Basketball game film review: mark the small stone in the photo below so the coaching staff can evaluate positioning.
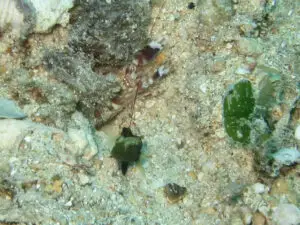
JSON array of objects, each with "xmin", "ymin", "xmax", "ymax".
[
  {"xmin": 295, "ymin": 125, "xmax": 300, "ymax": 140},
  {"xmin": 52, "ymin": 132, "xmax": 65, "ymax": 142},
  {"xmin": 64, "ymin": 199, "xmax": 73, "ymax": 207},
  {"xmin": 226, "ymin": 43, "xmax": 233, "ymax": 49},
  {"xmin": 52, "ymin": 179, "xmax": 63, "ymax": 193},
  {"xmin": 67, "ymin": 113, "xmax": 99, "ymax": 161},
  {"xmin": 164, "ymin": 183, "xmax": 187, "ymax": 203},
  {"xmin": 252, "ymin": 183, "xmax": 268, "ymax": 194},
  {"xmin": 0, "ymin": 66, "xmax": 7, "ymax": 74},
  {"xmin": 176, "ymin": 138, "xmax": 185, "ymax": 149},
  {"xmin": 111, "ymin": 102, "xmax": 122, "ymax": 110},
  {"xmin": 0, "ymin": 180, "xmax": 14, "ymax": 200},
  {"xmin": 235, "ymin": 65, "xmax": 251, "ymax": 75},
  {"xmin": 188, "ymin": 171, "xmax": 197, "ymax": 180},
  {"xmin": 134, "ymin": 111, "xmax": 141, "ymax": 119},
  {"xmin": 271, "ymin": 105, "xmax": 283, "ymax": 122},
  {"xmin": 252, "ymin": 212, "xmax": 266, "ymax": 225},
  {"xmin": 200, "ymin": 83, "xmax": 207, "ymax": 93},
  {"xmin": 270, "ymin": 178, "xmax": 289, "ymax": 195},
  {"xmin": 78, "ymin": 173, "xmax": 90, "ymax": 186}
]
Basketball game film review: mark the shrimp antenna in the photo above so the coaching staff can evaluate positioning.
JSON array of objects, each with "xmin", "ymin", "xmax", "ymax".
[
  {"xmin": 128, "ymin": 0, "xmax": 166, "ymax": 127},
  {"xmin": 129, "ymin": 83, "xmax": 139, "ymax": 127}
]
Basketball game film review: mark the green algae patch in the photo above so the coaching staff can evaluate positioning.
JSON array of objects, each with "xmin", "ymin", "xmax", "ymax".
[{"xmin": 223, "ymin": 79, "xmax": 255, "ymax": 144}]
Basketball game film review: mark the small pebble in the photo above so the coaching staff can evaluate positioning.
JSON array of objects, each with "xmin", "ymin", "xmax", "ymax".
[
  {"xmin": 295, "ymin": 124, "xmax": 300, "ymax": 140},
  {"xmin": 78, "ymin": 173, "xmax": 90, "ymax": 186},
  {"xmin": 271, "ymin": 178, "xmax": 289, "ymax": 195},
  {"xmin": 200, "ymin": 83, "xmax": 207, "ymax": 93},
  {"xmin": 65, "ymin": 199, "xmax": 73, "ymax": 207},
  {"xmin": 252, "ymin": 212, "xmax": 266, "ymax": 225},
  {"xmin": 252, "ymin": 183, "xmax": 267, "ymax": 194},
  {"xmin": 52, "ymin": 180, "xmax": 63, "ymax": 193},
  {"xmin": 235, "ymin": 65, "xmax": 251, "ymax": 75},
  {"xmin": 226, "ymin": 43, "xmax": 233, "ymax": 49},
  {"xmin": 164, "ymin": 183, "xmax": 187, "ymax": 203}
]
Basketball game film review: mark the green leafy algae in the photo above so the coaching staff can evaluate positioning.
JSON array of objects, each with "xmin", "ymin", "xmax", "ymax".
[{"xmin": 223, "ymin": 79, "xmax": 255, "ymax": 144}]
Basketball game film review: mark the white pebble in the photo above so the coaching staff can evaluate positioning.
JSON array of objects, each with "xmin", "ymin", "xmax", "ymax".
[
  {"xmin": 200, "ymin": 83, "xmax": 207, "ymax": 93},
  {"xmin": 149, "ymin": 41, "xmax": 162, "ymax": 50},
  {"xmin": 24, "ymin": 136, "xmax": 32, "ymax": 143},
  {"xmin": 273, "ymin": 148, "xmax": 300, "ymax": 165},
  {"xmin": 252, "ymin": 183, "xmax": 267, "ymax": 194},
  {"xmin": 235, "ymin": 66, "xmax": 251, "ymax": 75},
  {"xmin": 65, "ymin": 200, "xmax": 73, "ymax": 207},
  {"xmin": 295, "ymin": 125, "xmax": 300, "ymax": 140}
]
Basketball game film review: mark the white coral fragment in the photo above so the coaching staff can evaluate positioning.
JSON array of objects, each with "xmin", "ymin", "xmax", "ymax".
[
  {"xmin": 272, "ymin": 148, "xmax": 300, "ymax": 166},
  {"xmin": 30, "ymin": 0, "xmax": 74, "ymax": 32},
  {"xmin": 0, "ymin": 0, "xmax": 25, "ymax": 37}
]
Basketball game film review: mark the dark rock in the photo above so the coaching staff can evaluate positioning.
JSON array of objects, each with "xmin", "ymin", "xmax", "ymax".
[
  {"xmin": 164, "ymin": 183, "xmax": 187, "ymax": 203},
  {"xmin": 69, "ymin": 0, "xmax": 151, "ymax": 67},
  {"xmin": 43, "ymin": 49, "xmax": 121, "ymax": 126}
]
